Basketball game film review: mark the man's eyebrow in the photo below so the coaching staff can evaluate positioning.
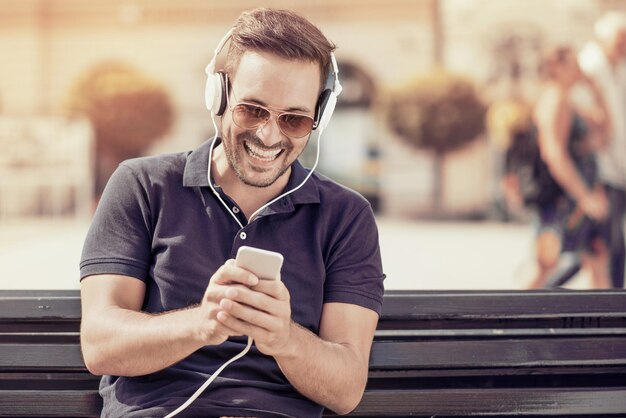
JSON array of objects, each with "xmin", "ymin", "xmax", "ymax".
[{"xmin": 242, "ymin": 97, "xmax": 313, "ymax": 114}]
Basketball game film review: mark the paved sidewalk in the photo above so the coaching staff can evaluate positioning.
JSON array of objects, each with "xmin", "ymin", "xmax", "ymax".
[
  {"xmin": 0, "ymin": 216, "xmax": 590, "ymax": 290},
  {"xmin": 377, "ymin": 217, "xmax": 535, "ymax": 290}
]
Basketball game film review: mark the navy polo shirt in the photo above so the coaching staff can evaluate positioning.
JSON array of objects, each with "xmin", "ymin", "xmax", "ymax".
[{"xmin": 80, "ymin": 139, "xmax": 385, "ymax": 418}]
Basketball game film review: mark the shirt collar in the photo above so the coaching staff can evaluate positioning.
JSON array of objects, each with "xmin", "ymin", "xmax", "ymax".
[
  {"xmin": 182, "ymin": 139, "xmax": 212, "ymax": 187},
  {"xmin": 183, "ymin": 139, "xmax": 320, "ymax": 205}
]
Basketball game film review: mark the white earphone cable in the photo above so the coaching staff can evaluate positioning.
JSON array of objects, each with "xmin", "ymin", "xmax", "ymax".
[
  {"xmin": 248, "ymin": 127, "xmax": 324, "ymax": 222},
  {"xmin": 206, "ymin": 114, "xmax": 325, "ymax": 227},
  {"xmin": 207, "ymin": 115, "xmax": 245, "ymax": 229},
  {"xmin": 163, "ymin": 336, "xmax": 253, "ymax": 418},
  {"xmin": 164, "ymin": 115, "xmax": 324, "ymax": 418},
  {"xmin": 167, "ymin": 30, "xmax": 338, "ymax": 415}
]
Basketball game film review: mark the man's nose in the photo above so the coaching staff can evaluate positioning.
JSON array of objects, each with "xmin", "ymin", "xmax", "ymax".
[{"xmin": 255, "ymin": 115, "xmax": 283, "ymax": 147}]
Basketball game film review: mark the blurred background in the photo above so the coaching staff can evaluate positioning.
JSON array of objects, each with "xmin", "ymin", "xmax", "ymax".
[{"xmin": 0, "ymin": 0, "xmax": 623, "ymax": 290}]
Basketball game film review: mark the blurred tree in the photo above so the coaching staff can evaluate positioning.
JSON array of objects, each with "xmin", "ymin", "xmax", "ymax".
[
  {"xmin": 387, "ymin": 71, "xmax": 486, "ymax": 215},
  {"xmin": 65, "ymin": 62, "xmax": 174, "ymax": 199}
]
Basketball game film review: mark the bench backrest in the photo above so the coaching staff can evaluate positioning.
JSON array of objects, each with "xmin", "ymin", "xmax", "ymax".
[{"xmin": 1, "ymin": 289, "xmax": 626, "ymax": 416}]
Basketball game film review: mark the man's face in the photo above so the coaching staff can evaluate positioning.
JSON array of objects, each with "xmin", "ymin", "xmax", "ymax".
[{"xmin": 221, "ymin": 50, "xmax": 321, "ymax": 188}]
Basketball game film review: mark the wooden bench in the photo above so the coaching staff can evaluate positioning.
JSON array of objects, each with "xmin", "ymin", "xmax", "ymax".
[{"xmin": 1, "ymin": 289, "xmax": 626, "ymax": 417}]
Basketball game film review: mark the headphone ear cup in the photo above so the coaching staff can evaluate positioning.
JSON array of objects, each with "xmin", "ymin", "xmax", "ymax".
[
  {"xmin": 205, "ymin": 71, "xmax": 228, "ymax": 116},
  {"xmin": 315, "ymin": 89, "xmax": 337, "ymax": 131},
  {"xmin": 314, "ymin": 89, "xmax": 332, "ymax": 131}
]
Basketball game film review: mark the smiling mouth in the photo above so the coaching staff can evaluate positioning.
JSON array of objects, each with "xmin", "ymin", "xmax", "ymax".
[{"xmin": 244, "ymin": 141, "xmax": 283, "ymax": 162}]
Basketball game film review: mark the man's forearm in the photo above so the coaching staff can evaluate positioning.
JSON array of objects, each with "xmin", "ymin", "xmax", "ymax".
[
  {"xmin": 81, "ymin": 306, "xmax": 204, "ymax": 377},
  {"xmin": 274, "ymin": 322, "xmax": 369, "ymax": 415}
]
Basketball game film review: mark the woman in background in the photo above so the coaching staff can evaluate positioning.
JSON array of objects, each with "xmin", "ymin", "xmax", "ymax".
[{"xmin": 528, "ymin": 45, "xmax": 611, "ymax": 288}]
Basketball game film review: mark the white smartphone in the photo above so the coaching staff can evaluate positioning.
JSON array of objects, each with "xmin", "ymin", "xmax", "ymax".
[{"xmin": 235, "ymin": 246, "xmax": 284, "ymax": 281}]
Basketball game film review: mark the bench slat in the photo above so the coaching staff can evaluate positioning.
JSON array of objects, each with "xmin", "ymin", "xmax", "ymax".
[
  {"xmin": 3, "ymin": 336, "xmax": 626, "ymax": 372},
  {"xmin": 3, "ymin": 387, "xmax": 626, "ymax": 417},
  {"xmin": 0, "ymin": 390, "xmax": 101, "ymax": 417},
  {"xmin": 349, "ymin": 387, "xmax": 626, "ymax": 416},
  {"xmin": 381, "ymin": 290, "xmax": 626, "ymax": 319},
  {"xmin": 0, "ymin": 344, "xmax": 85, "ymax": 371},
  {"xmin": 0, "ymin": 295, "xmax": 81, "ymax": 321},
  {"xmin": 370, "ymin": 337, "xmax": 626, "ymax": 369},
  {"xmin": 3, "ymin": 290, "xmax": 626, "ymax": 321}
]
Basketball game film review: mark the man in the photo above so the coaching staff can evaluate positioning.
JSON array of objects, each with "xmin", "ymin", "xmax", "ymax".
[
  {"xmin": 578, "ymin": 11, "xmax": 626, "ymax": 288},
  {"xmin": 79, "ymin": 8, "xmax": 384, "ymax": 418}
]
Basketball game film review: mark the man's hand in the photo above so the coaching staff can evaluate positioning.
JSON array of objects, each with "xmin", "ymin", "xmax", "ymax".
[
  {"xmin": 215, "ymin": 273, "xmax": 292, "ymax": 356},
  {"xmin": 194, "ymin": 259, "xmax": 260, "ymax": 345}
]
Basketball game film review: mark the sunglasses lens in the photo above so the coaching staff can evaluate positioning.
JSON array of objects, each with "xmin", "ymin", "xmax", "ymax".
[
  {"xmin": 232, "ymin": 103, "xmax": 313, "ymax": 138},
  {"xmin": 278, "ymin": 114, "xmax": 314, "ymax": 138},
  {"xmin": 233, "ymin": 104, "xmax": 270, "ymax": 129}
]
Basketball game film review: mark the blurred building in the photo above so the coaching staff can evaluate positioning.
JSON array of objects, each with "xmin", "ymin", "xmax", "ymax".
[
  {"xmin": 0, "ymin": 0, "xmax": 623, "ymax": 219},
  {"xmin": 0, "ymin": 116, "xmax": 93, "ymax": 218},
  {"xmin": 0, "ymin": 0, "xmax": 438, "ymax": 218}
]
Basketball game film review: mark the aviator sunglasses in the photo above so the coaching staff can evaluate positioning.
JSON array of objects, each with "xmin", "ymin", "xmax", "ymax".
[{"xmin": 225, "ymin": 75, "xmax": 316, "ymax": 138}]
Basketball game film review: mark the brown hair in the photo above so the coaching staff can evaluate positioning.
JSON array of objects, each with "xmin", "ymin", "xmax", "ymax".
[
  {"xmin": 224, "ymin": 8, "xmax": 336, "ymax": 90},
  {"xmin": 538, "ymin": 46, "xmax": 575, "ymax": 81}
]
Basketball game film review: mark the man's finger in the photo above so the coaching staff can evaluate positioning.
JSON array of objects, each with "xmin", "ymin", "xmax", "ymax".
[
  {"xmin": 219, "ymin": 298, "xmax": 275, "ymax": 331},
  {"xmin": 211, "ymin": 262, "xmax": 259, "ymax": 286},
  {"xmin": 250, "ymin": 278, "xmax": 288, "ymax": 300}
]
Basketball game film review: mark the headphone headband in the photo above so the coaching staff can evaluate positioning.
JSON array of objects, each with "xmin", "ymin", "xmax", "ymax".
[
  {"xmin": 204, "ymin": 28, "xmax": 341, "ymax": 131},
  {"xmin": 329, "ymin": 52, "xmax": 343, "ymax": 97},
  {"xmin": 205, "ymin": 28, "xmax": 234, "ymax": 76}
]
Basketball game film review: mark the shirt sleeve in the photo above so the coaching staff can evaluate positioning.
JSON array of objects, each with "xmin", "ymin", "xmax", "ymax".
[
  {"xmin": 79, "ymin": 163, "xmax": 153, "ymax": 282},
  {"xmin": 323, "ymin": 204, "xmax": 385, "ymax": 315}
]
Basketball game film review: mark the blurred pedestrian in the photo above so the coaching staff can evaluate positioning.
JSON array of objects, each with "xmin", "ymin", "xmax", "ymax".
[
  {"xmin": 526, "ymin": 45, "xmax": 611, "ymax": 289},
  {"xmin": 578, "ymin": 11, "xmax": 626, "ymax": 288}
]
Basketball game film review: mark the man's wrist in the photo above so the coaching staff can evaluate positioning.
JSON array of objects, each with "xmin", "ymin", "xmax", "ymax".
[
  {"xmin": 274, "ymin": 321, "xmax": 304, "ymax": 360},
  {"xmin": 180, "ymin": 304, "xmax": 211, "ymax": 347}
]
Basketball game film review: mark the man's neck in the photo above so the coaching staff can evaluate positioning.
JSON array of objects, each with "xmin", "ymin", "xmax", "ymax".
[{"xmin": 211, "ymin": 144, "xmax": 291, "ymax": 220}]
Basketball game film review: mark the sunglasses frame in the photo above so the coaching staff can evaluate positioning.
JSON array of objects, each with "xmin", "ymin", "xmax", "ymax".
[{"xmin": 225, "ymin": 74, "xmax": 315, "ymax": 139}]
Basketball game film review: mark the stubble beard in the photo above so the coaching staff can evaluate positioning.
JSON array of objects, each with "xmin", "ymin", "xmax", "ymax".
[{"xmin": 224, "ymin": 130, "xmax": 296, "ymax": 188}]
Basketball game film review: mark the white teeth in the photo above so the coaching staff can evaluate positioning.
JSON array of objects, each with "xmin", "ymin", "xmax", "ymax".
[{"xmin": 245, "ymin": 142, "xmax": 281, "ymax": 162}]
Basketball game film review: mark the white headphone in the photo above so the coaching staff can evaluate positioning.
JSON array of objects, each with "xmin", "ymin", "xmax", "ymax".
[
  {"xmin": 204, "ymin": 28, "xmax": 342, "ymax": 227},
  {"xmin": 204, "ymin": 28, "xmax": 342, "ymax": 131}
]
